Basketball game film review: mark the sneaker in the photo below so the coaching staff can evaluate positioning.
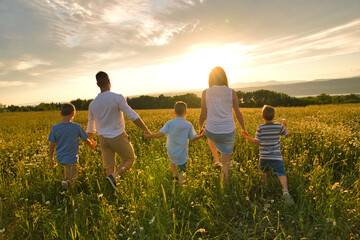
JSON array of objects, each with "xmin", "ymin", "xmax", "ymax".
[
  {"xmin": 214, "ymin": 162, "xmax": 222, "ymax": 168},
  {"xmin": 283, "ymin": 191, "xmax": 294, "ymax": 205},
  {"xmin": 61, "ymin": 180, "xmax": 68, "ymax": 190},
  {"xmin": 106, "ymin": 175, "xmax": 118, "ymax": 192}
]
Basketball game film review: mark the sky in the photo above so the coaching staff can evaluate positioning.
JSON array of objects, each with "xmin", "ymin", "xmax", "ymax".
[{"xmin": 0, "ymin": 0, "xmax": 360, "ymax": 105}]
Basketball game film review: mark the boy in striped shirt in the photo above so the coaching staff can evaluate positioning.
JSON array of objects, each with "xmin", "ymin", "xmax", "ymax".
[{"xmin": 242, "ymin": 105, "xmax": 294, "ymax": 205}]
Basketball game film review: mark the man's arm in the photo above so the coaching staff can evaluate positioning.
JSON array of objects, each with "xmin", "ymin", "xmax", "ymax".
[
  {"xmin": 49, "ymin": 142, "xmax": 56, "ymax": 165},
  {"xmin": 86, "ymin": 107, "xmax": 96, "ymax": 138},
  {"xmin": 118, "ymin": 95, "xmax": 151, "ymax": 134},
  {"xmin": 144, "ymin": 132, "xmax": 165, "ymax": 139},
  {"xmin": 198, "ymin": 90, "xmax": 207, "ymax": 133},
  {"xmin": 133, "ymin": 118, "xmax": 151, "ymax": 135}
]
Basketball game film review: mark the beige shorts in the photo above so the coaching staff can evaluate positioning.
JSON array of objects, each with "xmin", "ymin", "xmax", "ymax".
[
  {"xmin": 63, "ymin": 163, "xmax": 78, "ymax": 181},
  {"xmin": 99, "ymin": 132, "xmax": 135, "ymax": 169}
]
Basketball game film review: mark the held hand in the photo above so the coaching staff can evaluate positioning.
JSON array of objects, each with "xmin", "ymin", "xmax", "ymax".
[
  {"xmin": 198, "ymin": 128, "xmax": 205, "ymax": 136},
  {"xmin": 281, "ymin": 119, "xmax": 287, "ymax": 128},
  {"xmin": 90, "ymin": 140, "xmax": 97, "ymax": 150},
  {"xmin": 241, "ymin": 130, "xmax": 249, "ymax": 138},
  {"xmin": 144, "ymin": 132, "xmax": 151, "ymax": 139}
]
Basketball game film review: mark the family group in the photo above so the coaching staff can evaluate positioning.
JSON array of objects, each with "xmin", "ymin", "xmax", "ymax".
[{"xmin": 48, "ymin": 67, "xmax": 294, "ymax": 205}]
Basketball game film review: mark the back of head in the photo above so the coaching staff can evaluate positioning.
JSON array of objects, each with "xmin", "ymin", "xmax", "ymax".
[
  {"xmin": 208, "ymin": 66, "xmax": 229, "ymax": 87},
  {"xmin": 262, "ymin": 105, "xmax": 275, "ymax": 121},
  {"xmin": 96, "ymin": 71, "xmax": 110, "ymax": 88},
  {"xmin": 174, "ymin": 101, "xmax": 187, "ymax": 115},
  {"xmin": 61, "ymin": 103, "xmax": 75, "ymax": 116}
]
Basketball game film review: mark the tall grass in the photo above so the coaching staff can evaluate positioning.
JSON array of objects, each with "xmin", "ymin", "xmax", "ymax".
[{"xmin": 0, "ymin": 105, "xmax": 359, "ymax": 239}]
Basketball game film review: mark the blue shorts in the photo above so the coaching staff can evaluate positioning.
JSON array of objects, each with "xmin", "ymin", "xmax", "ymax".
[
  {"xmin": 177, "ymin": 163, "xmax": 186, "ymax": 173},
  {"xmin": 205, "ymin": 129, "xmax": 235, "ymax": 154},
  {"xmin": 259, "ymin": 159, "xmax": 286, "ymax": 176}
]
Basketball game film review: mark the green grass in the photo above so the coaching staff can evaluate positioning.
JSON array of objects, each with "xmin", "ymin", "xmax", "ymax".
[{"xmin": 0, "ymin": 105, "xmax": 359, "ymax": 239}]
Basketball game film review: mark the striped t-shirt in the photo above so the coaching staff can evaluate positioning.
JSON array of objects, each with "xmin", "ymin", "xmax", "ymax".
[{"xmin": 255, "ymin": 123, "xmax": 288, "ymax": 161}]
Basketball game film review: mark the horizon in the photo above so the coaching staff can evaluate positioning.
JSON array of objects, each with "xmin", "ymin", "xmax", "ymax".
[{"xmin": 1, "ymin": 0, "xmax": 360, "ymax": 105}]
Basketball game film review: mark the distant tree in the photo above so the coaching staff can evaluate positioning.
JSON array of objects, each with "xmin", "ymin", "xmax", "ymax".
[{"xmin": 71, "ymin": 99, "xmax": 83, "ymax": 110}]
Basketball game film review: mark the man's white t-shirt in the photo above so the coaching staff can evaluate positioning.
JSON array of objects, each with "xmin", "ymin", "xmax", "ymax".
[{"xmin": 86, "ymin": 91, "xmax": 139, "ymax": 138}]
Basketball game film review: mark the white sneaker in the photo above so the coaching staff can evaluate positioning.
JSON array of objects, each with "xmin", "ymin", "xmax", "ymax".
[
  {"xmin": 283, "ymin": 191, "xmax": 294, "ymax": 205},
  {"xmin": 61, "ymin": 180, "xmax": 68, "ymax": 190}
]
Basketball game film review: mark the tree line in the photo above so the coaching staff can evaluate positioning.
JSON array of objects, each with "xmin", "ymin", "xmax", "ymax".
[{"xmin": 1, "ymin": 90, "xmax": 360, "ymax": 112}]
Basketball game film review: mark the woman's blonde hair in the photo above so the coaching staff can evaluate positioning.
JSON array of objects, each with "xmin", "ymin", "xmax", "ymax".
[{"xmin": 208, "ymin": 66, "xmax": 229, "ymax": 87}]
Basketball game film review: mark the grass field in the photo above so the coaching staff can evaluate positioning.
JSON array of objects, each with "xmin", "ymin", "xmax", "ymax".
[{"xmin": 0, "ymin": 104, "xmax": 359, "ymax": 239}]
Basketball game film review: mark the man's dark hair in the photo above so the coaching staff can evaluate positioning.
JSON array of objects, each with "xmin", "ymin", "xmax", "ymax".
[
  {"xmin": 61, "ymin": 103, "xmax": 75, "ymax": 116},
  {"xmin": 96, "ymin": 71, "xmax": 110, "ymax": 88},
  {"xmin": 262, "ymin": 105, "xmax": 275, "ymax": 121},
  {"xmin": 174, "ymin": 101, "xmax": 187, "ymax": 115}
]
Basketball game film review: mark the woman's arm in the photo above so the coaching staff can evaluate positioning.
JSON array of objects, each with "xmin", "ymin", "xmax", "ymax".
[
  {"xmin": 232, "ymin": 90, "xmax": 248, "ymax": 135},
  {"xmin": 198, "ymin": 90, "xmax": 207, "ymax": 132}
]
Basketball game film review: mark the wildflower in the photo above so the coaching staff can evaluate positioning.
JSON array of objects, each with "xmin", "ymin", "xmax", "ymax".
[
  {"xmin": 197, "ymin": 228, "xmax": 206, "ymax": 233},
  {"xmin": 246, "ymin": 197, "xmax": 249, "ymax": 201},
  {"xmin": 45, "ymin": 201, "xmax": 50, "ymax": 205},
  {"xmin": 132, "ymin": 231, "xmax": 136, "ymax": 235},
  {"xmin": 139, "ymin": 227, "xmax": 144, "ymax": 231},
  {"xmin": 0, "ymin": 228, "xmax": 5, "ymax": 233},
  {"xmin": 149, "ymin": 217, "xmax": 155, "ymax": 225},
  {"xmin": 98, "ymin": 194, "xmax": 103, "ymax": 199}
]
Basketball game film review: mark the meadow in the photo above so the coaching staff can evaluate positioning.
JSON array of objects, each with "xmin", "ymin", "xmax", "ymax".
[{"xmin": 0, "ymin": 104, "xmax": 359, "ymax": 239}]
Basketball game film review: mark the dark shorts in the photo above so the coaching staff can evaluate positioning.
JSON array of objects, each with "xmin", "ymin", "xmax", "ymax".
[
  {"xmin": 177, "ymin": 163, "xmax": 186, "ymax": 173},
  {"xmin": 259, "ymin": 159, "xmax": 286, "ymax": 176}
]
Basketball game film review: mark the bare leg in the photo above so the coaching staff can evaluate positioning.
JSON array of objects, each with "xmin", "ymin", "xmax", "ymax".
[
  {"xmin": 112, "ymin": 160, "xmax": 134, "ymax": 178},
  {"xmin": 221, "ymin": 153, "xmax": 232, "ymax": 180},
  {"xmin": 106, "ymin": 166, "xmax": 115, "ymax": 177},
  {"xmin": 262, "ymin": 172, "xmax": 268, "ymax": 186},
  {"xmin": 277, "ymin": 176, "xmax": 288, "ymax": 191},
  {"xmin": 208, "ymin": 139, "xmax": 220, "ymax": 165},
  {"xmin": 170, "ymin": 163, "xmax": 178, "ymax": 178},
  {"xmin": 178, "ymin": 171, "xmax": 184, "ymax": 186}
]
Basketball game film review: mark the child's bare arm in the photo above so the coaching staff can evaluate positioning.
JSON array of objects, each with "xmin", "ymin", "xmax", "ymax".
[
  {"xmin": 190, "ymin": 128, "xmax": 205, "ymax": 142},
  {"xmin": 241, "ymin": 132, "xmax": 260, "ymax": 145},
  {"xmin": 84, "ymin": 138, "xmax": 97, "ymax": 150},
  {"xmin": 144, "ymin": 132, "xmax": 165, "ymax": 139},
  {"xmin": 281, "ymin": 120, "xmax": 289, "ymax": 137},
  {"xmin": 49, "ymin": 142, "xmax": 56, "ymax": 165}
]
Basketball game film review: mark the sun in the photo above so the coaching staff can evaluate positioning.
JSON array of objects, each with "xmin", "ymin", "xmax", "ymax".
[{"xmin": 155, "ymin": 43, "xmax": 250, "ymax": 90}]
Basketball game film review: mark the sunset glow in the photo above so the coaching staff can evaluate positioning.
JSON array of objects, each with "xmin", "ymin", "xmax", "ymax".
[{"xmin": 0, "ymin": 0, "xmax": 360, "ymax": 105}]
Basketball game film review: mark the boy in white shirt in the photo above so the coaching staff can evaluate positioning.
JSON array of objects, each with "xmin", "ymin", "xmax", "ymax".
[{"xmin": 145, "ymin": 101, "xmax": 204, "ymax": 185}]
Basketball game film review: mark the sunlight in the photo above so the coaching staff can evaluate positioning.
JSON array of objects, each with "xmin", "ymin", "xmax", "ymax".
[{"xmin": 155, "ymin": 43, "xmax": 253, "ymax": 90}]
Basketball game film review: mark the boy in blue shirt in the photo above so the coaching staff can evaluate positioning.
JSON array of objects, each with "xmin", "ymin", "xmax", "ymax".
[
  {"xmin": 144, "ymin": 101, "xmax": 204, "ymax": 185},
  {"xmin": 48, "ymin": 103, "xmax": 97, "ymax": 188},
  {"xmin": 242, "ymin": 105, "xmax": 294, "ymax": 205}
]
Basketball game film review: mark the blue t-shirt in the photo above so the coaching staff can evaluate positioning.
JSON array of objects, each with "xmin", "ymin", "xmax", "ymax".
[
  {"xmin": 48, "ymin": 122, "xmax": 89, "ymax": 164},
  {"xmin": 160, "ymin": 117, "xmax": 197, "ymax": 165}
]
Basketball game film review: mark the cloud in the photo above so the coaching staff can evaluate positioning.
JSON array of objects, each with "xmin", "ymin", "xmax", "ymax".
[
  {"xmin": 0, "ymin": 81, "xmax": 36, "ymax": 88},
  {"xmin": 240, "ymin": 18, "xmax": 360, "ymax": 69},
  {"xmin": 1, "ymin": 0, "xmax": 360, "ymax": 104},
  {"xmin": 13, "ymin": 56, "xmax": 51, "ymax": 71}
]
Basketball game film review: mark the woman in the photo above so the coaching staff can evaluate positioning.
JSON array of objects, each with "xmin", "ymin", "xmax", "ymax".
[{"xmin": 199, "ymin": 66, "xmax": 248, "ymax": 180}]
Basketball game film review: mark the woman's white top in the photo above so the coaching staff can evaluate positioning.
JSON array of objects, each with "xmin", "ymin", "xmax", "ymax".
[{"xmin": 205, "ymin": 85, "xmax": 235, "ymax": 134}]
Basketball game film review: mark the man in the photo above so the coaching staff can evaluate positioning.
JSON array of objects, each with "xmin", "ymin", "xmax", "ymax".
[{"xmin": 87, "ymin": 71, "xmax": 151, "ymax": 190}]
